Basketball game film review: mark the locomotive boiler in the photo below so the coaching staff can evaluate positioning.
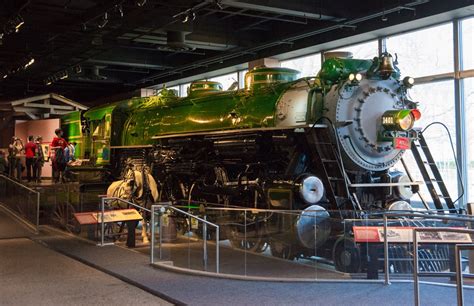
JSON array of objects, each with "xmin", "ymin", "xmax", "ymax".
[{"xmin": 62, "ymin": 52, "xmax": 450, "ymax": 272}]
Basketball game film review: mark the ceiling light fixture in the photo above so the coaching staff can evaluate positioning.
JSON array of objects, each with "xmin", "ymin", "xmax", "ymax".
[
  {"xmin": 24, "ymin": 57, "xmax": 35, "ymax": 69},
  {"xmin": 181, "ymin": 11, "xmax": 196, "ymax": 23},
  {"xmin": 74, "ymin": 65, "xmax": 82, "ymax": 74},
  {"xmin": 14, "ymin": 15, "xmax": 24, "ymax": 32},
  {"xmin": 98, "ymin": 12, "xmax": 108, "ymax": 29},
  {"xmin": 116, "ymin": 5, "xmax": 124, "ymax": 18},
  {"xmin": 59, "ymin": 71, "xmax": 68, "ymax": 80},
  {"xmin": 136, "ymin": 0, "xmax": 147, "ymax": 7}
]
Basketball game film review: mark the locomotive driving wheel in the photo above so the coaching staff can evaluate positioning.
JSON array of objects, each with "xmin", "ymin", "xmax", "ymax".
[
  {"xmin": 226, "ymin": 225, "xmax": 268, "ymax": 253},
  {"xmin": 269, "ymin": 240, "xmax": 296, "ymax": 260},
  {"xmin": 333, "ymin": 237, "xmax": 362, "ymax": 273}
]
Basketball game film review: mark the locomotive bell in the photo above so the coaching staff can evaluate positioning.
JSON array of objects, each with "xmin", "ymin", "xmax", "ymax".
[{"xmin": 378, "ymin": 53, "xmax": 396, "ymax": 79}]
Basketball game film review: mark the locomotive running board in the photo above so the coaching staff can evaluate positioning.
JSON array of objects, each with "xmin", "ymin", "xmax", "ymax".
[{"xmin": 150, "ymin": 124, "xmax": 328, "ymax": 140}]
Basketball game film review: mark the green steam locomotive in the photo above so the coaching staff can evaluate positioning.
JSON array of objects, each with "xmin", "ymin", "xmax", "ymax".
[{"xmin": 61, "ymin": 52, "xmax": 448, "ymax": 272}]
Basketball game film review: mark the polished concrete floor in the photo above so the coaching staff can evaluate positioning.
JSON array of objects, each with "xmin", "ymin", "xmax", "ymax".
[
  {"xmin": 1, "ymin": 205, "xmax": 474, "ymax": 306},
  {"xmin": 0, "ymin": 208, "xmax": 170, "ymax": 306}
]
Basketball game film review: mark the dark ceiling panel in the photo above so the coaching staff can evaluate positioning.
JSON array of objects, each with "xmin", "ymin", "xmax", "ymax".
[{"xmin": 0, "ymin": 0, "xmax": 472, "ymax": 103}]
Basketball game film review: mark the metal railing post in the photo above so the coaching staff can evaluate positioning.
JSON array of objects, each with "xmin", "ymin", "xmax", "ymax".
[
  {"xmin": 384, "ymin": 215, "xmax": 390, "ymax": 285},
  {"xmin": 100, "ymin": 197, "xmax": 105, "ymax": 246},
  {"xmin": 203, "ymin": 215, "xmax": 208, "ymax": 270},
  {"xmin": 413, "ymin": 229, "xmax": 420, "ymax": 306},
  {"xmin": 150, "ymin": 205, "xmax": 155, "ymax": 264},
  {"xmin": 216, "ymin": 225, "xmax": 220, "ymax": 274},
  {"xmin": 36, "ymin": 192, "xmax": 40, "ymax": 233},
  {"xmin": 159, "ymin": 209, "xmax": 163, "ymax": 260},
  {"xmin": 455, "ymin": 244, "xmax": 464, "ymax": 306}
]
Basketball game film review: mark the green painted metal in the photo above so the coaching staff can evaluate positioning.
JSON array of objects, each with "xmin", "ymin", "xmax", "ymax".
[
  {"xmin": 318, "ymin": 58, "xmax": 373, "ymax": 84},
  {"xmin": 61, "ymin": 57, "xmax": 398, "ymax": 165},
  {"xmin": 123, "ymin": 81, "xmax": 292, "ymax": 146},
  {"xmin": 61, "ymin": 110, "xmax": 86, "ymax": 159}
]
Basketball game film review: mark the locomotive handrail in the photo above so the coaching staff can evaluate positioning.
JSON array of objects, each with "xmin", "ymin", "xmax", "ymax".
[
  {"xmin": 0, "ymin": 174, "xmax": 40, "ymax": 232},
  {"xmin": 348, "ymin": 181, "xmax": 424, "ymax": 187}
]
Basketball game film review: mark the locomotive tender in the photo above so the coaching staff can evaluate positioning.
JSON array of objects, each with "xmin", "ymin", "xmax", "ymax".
[{"xmin": 62, "ymin": 52, "xmax": 445, "ymax": 271}]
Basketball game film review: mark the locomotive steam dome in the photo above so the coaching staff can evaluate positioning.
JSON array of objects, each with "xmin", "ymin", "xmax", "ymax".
[{"xmin": 245, "ymin": 66, "xmax": 299, "ymax": 90}]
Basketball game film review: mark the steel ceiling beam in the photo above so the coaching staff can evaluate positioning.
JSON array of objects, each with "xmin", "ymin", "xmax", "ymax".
[{"xmin": 216, "ymin": 0, "xmax": 345, "ymax": 21}]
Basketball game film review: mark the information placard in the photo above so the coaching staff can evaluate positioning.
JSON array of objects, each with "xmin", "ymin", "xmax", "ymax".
[
  {"xmin": 353, "ymin": 226, "xmax": 472, "ymax": 244},
  {"xmin": 74, "ymin": 209, "xmax": 143, "ymax": 225}
]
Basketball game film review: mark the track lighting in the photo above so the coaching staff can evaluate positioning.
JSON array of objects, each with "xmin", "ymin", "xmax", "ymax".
[
  {"xmin": 136, "ymin": 0, "xmax": 147, "ymax": 7},
  {"xmin": 215, "ymin": 0, "xmax": 224, "ymax": 9},
  {"xmin": 181, "ymin": 11, "xmax": 196, "ymax": 23},
  {"xmin": 74, "ymin": 65, "xmax": 82, "ymax": 74},
  {"xmin": 24, "ymin": 57, "xmax": 35, "ymax": 69},
  {"xmin": 98, "ymin": 12, "xmax": 108, "ymax": 29},
  {"xmin": 116, "ymin": 5, "xmax": 124, "ymax": 18},
  {"xmin": 3, "ymin": 15, "xmax": 24, "ymax": 35},
  {"xmin": 58, "ymin": 70, "xmax": 68, "ymax": 80}
]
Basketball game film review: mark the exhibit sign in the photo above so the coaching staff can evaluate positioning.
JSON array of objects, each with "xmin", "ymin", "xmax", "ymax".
[
  {"xmin": 74, "ymin": 209, "xmax": 143, "ymax": 225},
  {"xmin": 353, "ymin": 226, "xmax": 472, "ymax": 244}
]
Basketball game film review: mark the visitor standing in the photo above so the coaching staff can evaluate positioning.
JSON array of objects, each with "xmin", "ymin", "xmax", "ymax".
[
  {"xmin": 8, "ymin": 136, "xmax": 24, "ymax": 180},
  {"xmin": 25, "ymin": 136, "xmax": 37, "ymax": 182},
  {"xmin": 34, "ymin": 136, "xmax": 44, "ymax": 182},
  {"xmin": 51, "ymin": 128, "xmax": 68, "ymax": 183}
]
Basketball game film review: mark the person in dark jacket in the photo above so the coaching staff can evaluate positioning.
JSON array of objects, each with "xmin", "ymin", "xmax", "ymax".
[
  {"xmin": 34, "ymin": 136, "xmax": 45, "ymax": 182},
  {"xmin": 0, "ymin": 150, "xmax": 8, "ymax": 174},
  {"xmin": 25, "ymin": 135, "xmax": 37, "ymax": 182}
]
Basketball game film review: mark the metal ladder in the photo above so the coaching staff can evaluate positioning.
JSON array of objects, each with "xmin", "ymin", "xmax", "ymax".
[
  {"xmin": 305, "ymin": 127, "xmax": 351, "ymax": 210},
  {"xmin": 411, "ymin": 131, "xmax": 456, "ymax": 212}
]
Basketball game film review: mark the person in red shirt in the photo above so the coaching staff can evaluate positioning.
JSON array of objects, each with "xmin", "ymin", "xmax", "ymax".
[
  {"xmin": 51, "ymin": 128, "xmax": 68, "ymax": 183},
  {"xmin": 25, "ymin": 135, "xmax": 37, "ymax": 182}
]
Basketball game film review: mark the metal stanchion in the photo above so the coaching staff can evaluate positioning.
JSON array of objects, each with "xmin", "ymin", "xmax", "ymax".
[
  {"xmin": 150, "ymin": 206, "xmax": 155, "ymax": 264},
  {"xmin": 159, "ymin": 209, "xmax": 163, "ymax": 260},
  {"xmin": 216, "ymin": 225, "xmax": 220, "ymax": 274},
  {"xmin": 100, "ymin": 197, "xmax": 105, "ymax": 246},
  {"xmin": 455, "ymin": 244, "xmax": 464, "ymax": 306},
  {"xmin": 413, "ymin": 229, "xmax": 420, "ymax": 306},
  {"xmin": 36, "ymin": 192, "xmax": 40, "ymax": 233},
  {"xmin": 384, "ymin": 215, "xmax": 390, "ymax": 285},
  {"xmin": 203, "ymin": 215, "xmax": 208, "ymax": 270}
]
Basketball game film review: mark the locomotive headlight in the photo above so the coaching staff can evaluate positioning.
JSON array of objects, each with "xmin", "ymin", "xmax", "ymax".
[
  {"xmin": 381, "ymin": 109, "xmax": 421, "ymax": 131},
  {"xmin": 403, "ymin": 76, "xmax": 415, "ymax": 88},
  {"xmin": 348, "ymin": 73, "xmax": 362, "ymax": 83}
]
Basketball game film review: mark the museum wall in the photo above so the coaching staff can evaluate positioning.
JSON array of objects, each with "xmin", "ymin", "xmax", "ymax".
[{"xmin": 14, "ymin": 118, "xmax": 60, "ymax": 178}]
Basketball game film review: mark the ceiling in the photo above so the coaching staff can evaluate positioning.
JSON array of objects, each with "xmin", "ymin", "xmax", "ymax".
[{"xmin": 0, "ymin": 0, "xmax": 472, "ymax": 105}]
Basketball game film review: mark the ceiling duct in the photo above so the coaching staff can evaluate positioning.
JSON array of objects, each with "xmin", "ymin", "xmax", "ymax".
[
  {"xmin": 79, "ymin": 66, "xmax": 107, "ymax": 81},
  {"xmin": 158, "ymin": 31, "xmax": 195, "ymax": 52}
]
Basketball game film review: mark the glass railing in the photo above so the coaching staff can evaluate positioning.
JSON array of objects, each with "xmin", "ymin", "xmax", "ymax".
[
  {"xmin": 0, "ymin": 174, "xmax": 40, "ymax": 231},
  {"xmin": 148, "ymin": 201, "xmax": 474, "ymax": 282},
  {"xmin": 37, "ymin": 183, "xmax": 107, "ymax": 241}
]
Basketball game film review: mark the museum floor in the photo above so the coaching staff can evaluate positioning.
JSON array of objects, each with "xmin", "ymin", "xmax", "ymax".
[{"xmin": 1, "ymin": 205, "xmax": 473, "ymax": 305}]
